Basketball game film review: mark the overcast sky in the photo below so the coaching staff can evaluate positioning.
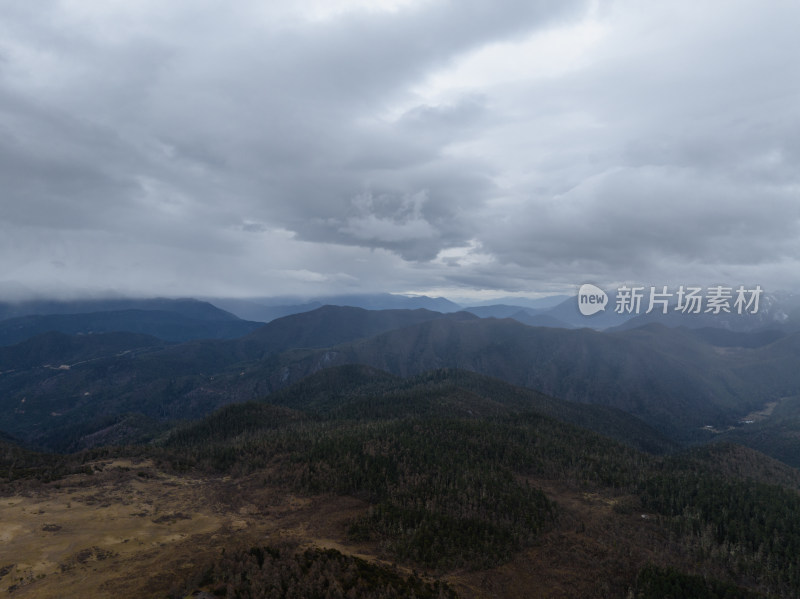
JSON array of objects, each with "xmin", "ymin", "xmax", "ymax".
[{"xmin": 1, "ymin": 0, "xmax": 798, "ymax": 302}]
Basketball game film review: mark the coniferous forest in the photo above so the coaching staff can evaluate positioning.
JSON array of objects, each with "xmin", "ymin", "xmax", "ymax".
[{"xmin": 4, "ymin": 319, "xmax": 800, "ymax": 598}]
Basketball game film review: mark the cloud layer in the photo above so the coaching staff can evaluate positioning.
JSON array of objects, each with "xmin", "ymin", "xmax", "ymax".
[{"xmin": 1, "ymin": 0, "xmax": 797, "ymax": 300}]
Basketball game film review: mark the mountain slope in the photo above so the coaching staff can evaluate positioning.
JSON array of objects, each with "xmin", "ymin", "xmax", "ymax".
[
  {"xmin": 210, "ymin": 293, "xmax": 461, "ymax": 322},
  {"xmin": 4, "ymin": 306, "xmax": 800, "ymax": 455},
  {"xmin": 5, "ymin": 359, "xmax": 800, "ymax": 597},
  {"xmin": 277, "ymin": 318, "xmax": 800, "ymax": 440},
  {"xmin": 259, "ymin": 365, "xmax": 677, "ymax": 454},
  {"xmin": 0, "ymin": 297, "xmax": 242, "ymax": 321},
  {"xmin": 235, "ymin": 305, "xmax": 477, "ymax": 359},
  {"xmin": 0, "ymin": 308, "xmax": 476, "ymax": 448},
  {"xmin": 158, "ymin": 381, "xmax": 800, "ymax": 597},
  {"xmin": 0, "ymin": 309, "xmax": 263, "ymax": 346},
  {"xmin": 508, "ymin": 309, "xmax": 573, "ymax": 329},
  {"xmin": 0, "ymin": 330, "xmax": 165, "ymax": 371},
  {"xmin": 462, "ymin": 304, "xmax": 534, "ymax": 319}
]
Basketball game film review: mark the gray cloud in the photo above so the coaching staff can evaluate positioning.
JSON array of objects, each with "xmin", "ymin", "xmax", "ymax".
[{"xmin": 0, "ymin": 0, "xmax": 798, "ymax": 300}]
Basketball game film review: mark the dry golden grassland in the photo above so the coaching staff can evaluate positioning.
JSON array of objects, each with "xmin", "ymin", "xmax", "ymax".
[
  {"xmin": 0, "ymin": 458, "xmax": 370, "ymax": 598},
  {"xmin": 2, "ymin": 459, "xmax": 685, "ymax": 599}
]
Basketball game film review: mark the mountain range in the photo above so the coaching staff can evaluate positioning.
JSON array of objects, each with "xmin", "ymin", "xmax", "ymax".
[
  {"xmin": 3, "ymin": 294, "xmax": 800, "ymax": 597},
  {"xmin": 1, "ymin": 301, "xmax": 799, "ymax": 460}
]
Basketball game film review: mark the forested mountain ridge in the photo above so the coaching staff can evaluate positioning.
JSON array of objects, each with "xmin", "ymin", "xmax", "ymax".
[
  {"xmin": 235, "ymin": 305, "xmax": 478, "ymax": 358},
  {"xmin": 5, "ymin": 368, "xmax": 793, "ymax": 597},
  {"xmin": 4, "ymin": 319, "xmax": 800, "ymax": 597},
  {"xmin": 0, "ymin": 307, "xmax": 474, "ymax": 448},
  {"xmin": 0, "ymin": 297, "xmax": 243, "ymax": 322},
  {"xmin": 3, "ymin": 305, "xmax": 800, "ymax": 457},
  {"xmin": 154, "ymin": 385, "xmax": 800, "ymax": 597},
  {"xmin": 274, "ymin": 318, "xmax": 800, "ymax": 439},
  {"xmin": 0, "ymin": 309, "xmax": 263, "ymax": 346}
]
